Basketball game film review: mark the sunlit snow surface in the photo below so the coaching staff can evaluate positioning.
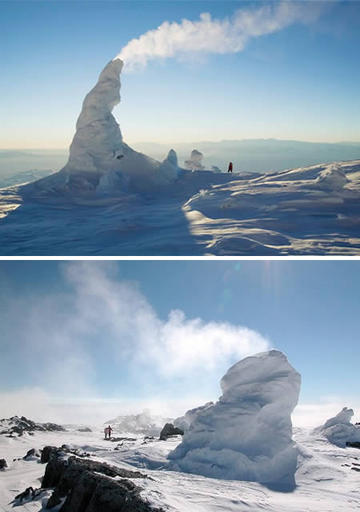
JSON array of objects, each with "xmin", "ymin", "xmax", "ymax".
[
  {"xmin": 0, "ymin": 426, "xmax": 360, "ymax": 511},
  {"xmin": 0, "ymin": 160, "xmax": 360, "ymax": 255}
]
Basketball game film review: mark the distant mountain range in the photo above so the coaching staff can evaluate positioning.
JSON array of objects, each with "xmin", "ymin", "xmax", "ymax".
[{"xmin": 1, "ymin": 139, "xmax": 360, "ymax": 187}]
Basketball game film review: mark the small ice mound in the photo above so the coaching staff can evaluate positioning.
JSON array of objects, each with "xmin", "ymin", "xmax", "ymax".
[
  {"xmin": 168, "ymin": 350, "xmax": 301, "ymax": 490},
  {"xmin": 315, "ymin": 407, "xmax": 360, "ymax": 447},
  {"xmin": 184, "ymin": 149, "xmax": 205, "ymax": 171},
  {"xmin": 315, "ymin": 164, "xmax": 349, "ymax": 191}
]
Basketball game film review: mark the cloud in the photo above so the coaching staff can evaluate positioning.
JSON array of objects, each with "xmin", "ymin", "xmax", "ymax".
[
  {"xmin": 0, "ymin": 262, "xmax": 271, "ymax": 406},
  {"xmin": 117, "ymin": 2, "xmax": 324, "ymax": 70},
  {"xmin": 63, "ymin": 261, "xmax": 271, "ymax": 376}
]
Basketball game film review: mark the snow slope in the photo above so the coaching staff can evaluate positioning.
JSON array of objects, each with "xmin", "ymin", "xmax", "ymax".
[
  {"xmin": 1, "ymin": 424, "xmax": 360, "ymax": 512},
  {"xmin": 0, "ymin": 160, "xmax": 359, "ymax": 255}
]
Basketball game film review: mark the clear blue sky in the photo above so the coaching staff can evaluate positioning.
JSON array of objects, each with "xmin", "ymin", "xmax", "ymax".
[
  {"xmin": 0, "ymin": 260, "xmax": 359, "ymax": 421},
  {"xmin": 1, "ymin": 0, "xmax": 360, "ymax": 149}
]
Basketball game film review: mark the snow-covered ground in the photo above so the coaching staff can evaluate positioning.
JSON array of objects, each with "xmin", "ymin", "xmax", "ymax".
[
  {"xmin": 0, "ymin": 159, "xmax": 359, "ymax": 255},
  {"xmin": 1, "ymin": 425, "xmax": 360, "ymax": 511},
  {"xmin": 0, "ymin": 57, "xmax": 359, "ymax": 255}
]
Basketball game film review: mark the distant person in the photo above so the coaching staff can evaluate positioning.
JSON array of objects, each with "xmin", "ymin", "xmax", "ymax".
[
  {"xmin": 107, "ymin": 425, "xmax": 112, "ymax": 439},
  {"xmin": 228, "ymin": 162, "xmax": 233, "ymax": 173},
  {"xmin": 104, "ymin": 426, "xmax": 109, "ymax": 439}
]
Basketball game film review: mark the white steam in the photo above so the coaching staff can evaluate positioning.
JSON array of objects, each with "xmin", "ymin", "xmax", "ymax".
[
  {"xmin": 0, "ymin": 262, "xmax": 270, "ymax": 399},
  {"xmin": 117, "ymin": 2, "xmax": 323, "ymax": 70}
]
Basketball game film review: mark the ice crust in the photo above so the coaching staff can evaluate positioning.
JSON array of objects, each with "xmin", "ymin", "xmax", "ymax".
[{"xmin": 169, "ymin": 350, "xmax": 301, "ymax": 488}]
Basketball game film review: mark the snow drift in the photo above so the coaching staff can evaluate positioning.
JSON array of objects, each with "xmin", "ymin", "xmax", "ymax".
[
  {"xmin": 315, "ymin": 407, "xmax": 360, "ymax": 448},
  {"xmin": 169, "ymin": 350, "xmax": 301, "ymax": 489}
]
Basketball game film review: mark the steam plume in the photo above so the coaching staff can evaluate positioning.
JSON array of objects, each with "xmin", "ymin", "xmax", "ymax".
[{"xmin": 117, "ymin": 2, "xmax": 323, "ymax": 70}]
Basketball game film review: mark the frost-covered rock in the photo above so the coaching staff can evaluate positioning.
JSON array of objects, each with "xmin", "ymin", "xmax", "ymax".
[
  {"xmin": 169, "ymin": 350, "xmax": 301, "ymax": 489},
  {"xmin": 159, "ymin": 423, "xmax": 184, "ymax": 441},
  {"xmin": 0, "ymin": 415, "xmax": 65, "ymax": 436},
  {"xmin": 315, "ymin": 407, "xmax": 360, "ymax": 447}
]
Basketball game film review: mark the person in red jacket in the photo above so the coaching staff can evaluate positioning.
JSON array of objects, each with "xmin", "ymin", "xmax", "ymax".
[{"xmin": 228, "ymin": 162, "xmax": 233, "ymax": 173}]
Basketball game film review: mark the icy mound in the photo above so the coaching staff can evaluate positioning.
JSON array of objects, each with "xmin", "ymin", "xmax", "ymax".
[
  {"xmin": 169, "ymin": 350, "xmax": 301, "ymax": 489},
  {"xmin": 29, "ymin": 59, "xmax": 178, "ymax": 197},
  {"xmin": 314, "ymin": 164, "xmax": 349, "ymax": 191},
  {"xmin": 315, "ymin": 407, "xmax": 360, "ymax": 447}
]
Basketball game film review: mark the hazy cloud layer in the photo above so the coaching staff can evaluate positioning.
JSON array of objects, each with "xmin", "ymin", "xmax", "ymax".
[{"xmin": 118, "ymin": 2, "xmax": 324, "ymax": 70}]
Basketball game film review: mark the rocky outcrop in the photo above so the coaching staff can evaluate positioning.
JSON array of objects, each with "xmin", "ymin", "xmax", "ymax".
[
  {"xmin": 159, "ymin": 423, "xmax": 184, "ymax": 440},
  {"xmin": 23, "ymin": 448, "xmax": 41, "ymax": 460},
  {"xmin": 0, "ymin": 416, "xmax": 65, "ymax": 437},
  {"xmin": 41, "ymin": 450, "xmax": 164, "ymax": 512},
  {"xmin": 0, "ymin": 458, "xmax": 7, "ymax": 470}
]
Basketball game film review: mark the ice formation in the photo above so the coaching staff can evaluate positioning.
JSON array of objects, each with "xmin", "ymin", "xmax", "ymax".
[
  {"xmin": 184, "ymin": 149, "xmax": 205, "ymax": 171},
  {"xmin": 169, "ymin": 350, "xmax": 301, "ymax": 489},
  {"xmin": 315, "ymin": 407, "xmax": 360, "ymax": 447},
  {"xmin": 174, "ymin": 402, "xmax": 214, "ymax": 431},
  {"xmin": 31, "ymin": 59, "xmax": 178, "ymax": 196}
]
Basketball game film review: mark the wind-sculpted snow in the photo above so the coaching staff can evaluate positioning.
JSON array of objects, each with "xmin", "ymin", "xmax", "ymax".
[
  {"xmin": 315, "ymin": 407, "xmax": 360, "ymax": 448},
  {"xmin": 168, "ymin": 350, "xmax": 301, "ymax": 490}
]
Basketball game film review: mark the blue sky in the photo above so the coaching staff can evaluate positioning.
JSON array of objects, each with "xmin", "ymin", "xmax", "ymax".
[
  {"xmin": 1, "ymin": 0, "xmax": 360, "ymax": 149},
  {"xmin": 0, "ymin": 260, "xmax": 359, "ymax": 425}
]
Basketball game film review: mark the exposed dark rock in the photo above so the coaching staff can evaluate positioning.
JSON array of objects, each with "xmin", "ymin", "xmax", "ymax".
[
  {"xmin": 0, "ymin": 458, "xmax": 7, "ymax": 470},
  {"xmin": 40, "ymin": 448, "xmax": 164, "ymax": 512},
  {"xmin": 14, "ymin": 487, "xmax": 45, "ymax": 501},
  {"xmin": 346, "ymin": 441, "xmax": 360, "ymax": 449},
  {"xmin": 110, "ymin": 436, "xmax": 136, "ymax": 442},
  {"xmin": 41, "ymin": 446, "xmax": 59, "ymax": 464},
  {"xmin": 77, "ymin": 427, "xmax": 92, "ymax": 432},
  {"xmin": 159, "ymin": 423, "xmax": 184, "ymax": 441},
  {"xmin": 41, "ymin": 445, "xmax": 91, "ymax": 464},
  {"xmin": 23, "ymin": 448, "xmax": 41, "ymax": 460},
  {"xmin": 0, "ymin": 415, "xmax": 65, "ymax": 437}
]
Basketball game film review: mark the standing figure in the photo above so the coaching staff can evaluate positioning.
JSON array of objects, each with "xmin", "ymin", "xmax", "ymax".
[
  {"xmin": 108, "ymin": 425, "xmax": 112, "ymax": 439},
  {"xmin": 228, "ymin": 162, "xmax": 233, "ymax": 173}
]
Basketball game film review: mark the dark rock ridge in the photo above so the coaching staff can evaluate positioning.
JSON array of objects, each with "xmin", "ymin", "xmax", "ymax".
[
  {"xmin": 346, "ymin": 441, "xmax": 360, "ymax": 449},
  {"xmin": 0, "ymin": 415, "xmax": 65, "ymax": 436},
  {"xmin": 159, "ymin": 423, "xmax": 184, "ymax": 441},
  {"xmin": 0, "ymin": 458, "xmax": 7, "ymax": 470},
  {"xmin": 41, "ymin": 447, "xmax": 164, "ymax": 512},
  {"xmin": 41, "ymin": 445, "xmax": 91, "ymax": 464}
]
